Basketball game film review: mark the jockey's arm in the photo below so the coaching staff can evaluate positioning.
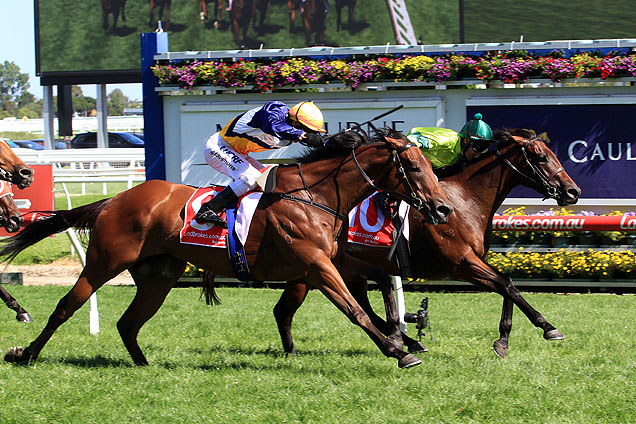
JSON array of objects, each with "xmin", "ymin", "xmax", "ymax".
[{"xmin": 254, "ymin": 101, "xmax": 305, "ymax": 141}]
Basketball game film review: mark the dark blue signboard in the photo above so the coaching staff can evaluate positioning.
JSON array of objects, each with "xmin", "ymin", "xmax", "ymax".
[{"xmin": 467, "ymin": 104, "xmax": 636, "ymax": 199}]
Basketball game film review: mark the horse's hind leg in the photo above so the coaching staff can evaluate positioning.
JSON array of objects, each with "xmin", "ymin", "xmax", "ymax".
[
  {"xmin": 118, "ymin": 255, "xmax": 186, "ymax": 366},
  {"xmin": 0, "ymin": 284, "xmax": 32, "ymax": 323},
  {"xmin": 273, "ymin": 279, "xmax": 310, "ymax": 355}
]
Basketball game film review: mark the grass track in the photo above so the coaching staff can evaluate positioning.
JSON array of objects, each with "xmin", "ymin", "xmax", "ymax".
[{"xmin": 1, "ymin": 286, "xmax": 635, "ymax": 423}]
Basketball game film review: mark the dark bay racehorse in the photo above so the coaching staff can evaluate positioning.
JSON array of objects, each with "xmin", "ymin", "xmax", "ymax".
[
  {"xmin": 301, "ymin": 0, "xmax": 328, "ymax": 45},
  {"xmin": 335, "ymin": 0, "xmax": 355, "ymax": 31},
  {"xmin": 274, "ymin": 129, "xmax": 581, "ymax": 357},
  {"xmin": 0, "ymin": 136, "xmax": 35, "ymax": 323},
  {"xmin": 149, "ymin": 0, "xmax": 172, "ymax": 30},
  {"xmin": 3, "ymin": 130, "xmax": 452, "ymax": 368},
  {"xmin": 100, "ymin": 0, "xmax": 127, "ymax": 32},
  {"xmin": 230, "ymin": 0, "xmax": 253, "ymax": 48}
]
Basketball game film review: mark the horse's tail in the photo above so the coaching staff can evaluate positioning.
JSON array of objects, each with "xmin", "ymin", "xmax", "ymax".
[
  {"xmin": 0, "ymin": 199, "xmax": 112, "ymax": 263},
  {"xmin": 200, "ymin": 270, "xmax": 221, "ymax": 306}
]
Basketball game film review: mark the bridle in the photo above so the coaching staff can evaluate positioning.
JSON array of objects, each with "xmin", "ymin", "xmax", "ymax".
[
  {"xmin": 351, "ymin": 135, "xmax": 426, "ymax": 212},
  {"xmin": 271, "ymin": 128, "xmax": 428, "ymax": 220},
  {"xmin": 495, "ymin": 136, "xmax": 564, "ymax": 201}
]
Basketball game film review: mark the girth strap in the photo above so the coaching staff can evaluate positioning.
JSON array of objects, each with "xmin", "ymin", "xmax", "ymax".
[{"xmin": 269, "ymin": 192, "xmax": 348, "ymax": 221}]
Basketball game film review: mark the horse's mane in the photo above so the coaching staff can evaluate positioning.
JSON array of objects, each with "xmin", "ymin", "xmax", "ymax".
[
  {"xmin": 433, "ymin": 128, "xmax": 550, "ymax": 178},
  {"xmin": 293, "ymin": 127, "xmax": 400, "ymax": 164}
]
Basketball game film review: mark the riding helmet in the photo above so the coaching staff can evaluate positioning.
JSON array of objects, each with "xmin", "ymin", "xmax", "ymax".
[
  {"xmin": 289, "ymin": 102, "xmax": 326, "ymax": 133},
  {"xmin": 458, "ymin": 113, "xmax": 494, "ymax": 142}
]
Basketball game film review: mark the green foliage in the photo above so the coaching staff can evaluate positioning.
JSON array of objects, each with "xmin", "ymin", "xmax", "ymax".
[
  {"xmin": 1, "ymin": 287, "xmax": 635, "ymax": 423},
  {"xmin": 0, "ymin": 61, "xmax": 37, "ymax": 119}
]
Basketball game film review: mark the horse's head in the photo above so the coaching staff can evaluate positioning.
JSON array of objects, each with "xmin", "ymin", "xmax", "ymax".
[
  {"xmin": 495, "ymin": 129, "xmax": 580, "ymax": 206},
  {"xmin": 0, "ymin": 181, "xmax": 23, "ymax": 233},
  {"xmin": 0, "ymin": 137, "xmax": 34, "ymax": 189},
  {"xmin": 374, "ymin": 129, "xmax": 453, "ymax": 225}
]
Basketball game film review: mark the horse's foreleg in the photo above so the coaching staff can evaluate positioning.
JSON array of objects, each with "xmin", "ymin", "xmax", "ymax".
[
  {"xmin": 332, "ymin": 253, "xmax": 403, "ymax": 348},
  {"xmin": 102, "ymin": 11, "xmax": 109, "ymax": 30},
  {"xmin": 288, "ymin": 2, "xmax": 296, "ymax": 32},
  {"xmin": 273, "ymin": 279, "xmax": 310, "ymax": 355},
  {"xmin": 0, "ymin": 284, "xmax": 32, "ymax": 323},
  {"xmin": 200, "ymin": 0, "xmax": 208, "ymax": 22},
  {"xmin": 494, "ymin": 297, "xmax": 514, "ymax": 358},
  {"xmin": 119, "ymin": 256, "xmax": 186, "ymax": 366},
  {"xmin": 307, "ymin": 259, "xmax": 420, "ymax": 368},
  {"xmin": 459, "ymin": 255, "xmax": 563, "ymax": 357},
  {"xmin": 121, "ymin": 0, "xmax": 127, "ymax": 21}
]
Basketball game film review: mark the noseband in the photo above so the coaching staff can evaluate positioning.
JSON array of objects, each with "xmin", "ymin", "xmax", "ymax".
[{"xmin": 495, "ymin": 136, "xmax": 564, "ymax": 201}]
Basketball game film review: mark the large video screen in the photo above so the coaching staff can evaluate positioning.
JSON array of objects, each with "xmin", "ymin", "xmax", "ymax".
[
  {"xmin": 462, "ymin": 0, "xmax": 636, "ymax": 43},
  {"xmin": 35, "ymin": 0, "xmax": 457, "ymax": 83}
]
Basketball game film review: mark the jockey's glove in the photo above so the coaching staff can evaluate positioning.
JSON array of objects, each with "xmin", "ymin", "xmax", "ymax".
[{"xmin": 301, "ymin": 133, "xmax": 326, "ymax": 147}]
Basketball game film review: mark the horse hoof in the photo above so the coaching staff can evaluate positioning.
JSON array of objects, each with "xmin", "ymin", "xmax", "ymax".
[
  {"xmin": 4, "ymin": 346, "xmax": 24, "ymax": 363},
  {"xmin": 493, "ymin": 340, "xmax": 508, "ymax": 358},
  {"xmin": 16, "ymin": 312, "xmax": 33, "ymax": 323},
  {"xmin": 398, "ymin": 353, "xmax": 421, "ymax": 369},
  {"xmin": 407, "ymin": 341, "xmax": 428, "ymax": 353},
  {"xmin": 544, "ymin": 329, "xmax": 565, "ymax": 340}
]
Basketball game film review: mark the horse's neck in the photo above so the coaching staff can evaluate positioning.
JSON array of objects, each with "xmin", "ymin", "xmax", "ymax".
[
  {"xmin": 447, "ymin": 150, "xmax": 520, "ymax": 218},
  {"xmin": 294, "ymin": 150, "xmax": 386, "ymax": 214}
]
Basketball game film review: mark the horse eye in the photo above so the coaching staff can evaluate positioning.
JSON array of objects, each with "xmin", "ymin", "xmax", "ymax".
[
  {"xmin": 408, "ymin": 167, "xmax": 421, "ymax": 173},
  {"xmin": 536, "ymin": 154, "xmax": 548, "ymax": 163}
]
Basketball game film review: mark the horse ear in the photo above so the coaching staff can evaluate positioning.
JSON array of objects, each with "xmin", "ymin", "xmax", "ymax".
[{"xmin": 537, "ymin": 132, "xmax": 550, "ymax": 143}]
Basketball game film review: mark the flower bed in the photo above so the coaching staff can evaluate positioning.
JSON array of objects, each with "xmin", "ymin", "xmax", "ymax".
[
  {"xmin": 152, "ymin": 50, "xmax": 636, "ymax": 92},
  {"xmin": 486, "ymin": 249, "xmax": 636, "ymax": 280}
]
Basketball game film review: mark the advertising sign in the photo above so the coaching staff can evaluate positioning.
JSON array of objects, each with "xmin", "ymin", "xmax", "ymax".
[
  {"xmin": 467, "ymin": 104, "xmax": 636, "ymax": 199},
  {"xmin": 0, "ymin": 164, "xmax": 54, "ymax": 237},
  {"xmin": 35, "ymin": 0, "xmax": 452, "ymax": 83}
]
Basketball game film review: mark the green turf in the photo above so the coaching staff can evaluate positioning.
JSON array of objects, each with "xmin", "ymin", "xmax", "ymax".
[{"xmin": 0, "ymin": 287, "xmax": 634, "ymax": 423}]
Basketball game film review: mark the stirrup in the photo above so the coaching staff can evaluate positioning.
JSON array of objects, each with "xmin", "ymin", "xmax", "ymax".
[{"xmin": 195, "ymin": 210, "xmax": 228, "ymax": 228}]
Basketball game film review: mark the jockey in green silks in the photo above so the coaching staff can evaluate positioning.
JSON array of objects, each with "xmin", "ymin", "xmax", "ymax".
[{"xmin": 406, "ymin": 113, "xmax": 495, "ymax": 169}]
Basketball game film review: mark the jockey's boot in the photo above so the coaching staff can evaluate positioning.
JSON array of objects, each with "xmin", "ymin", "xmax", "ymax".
[{"xmin": 195, "ymin": 186, "xmax": 238, "ymax": 228}]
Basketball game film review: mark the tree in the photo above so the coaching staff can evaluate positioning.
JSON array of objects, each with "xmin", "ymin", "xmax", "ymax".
[
  {"xmin": 0, "ymin": 61, "xmax": 33, "ymax": 117},
  {"xmin": 107, "ymin": 89, "xmax": 129, "ymax": 116},
  {"xmin": 72, "ymin": 85, "xmax": 96, "ymax": 117}
]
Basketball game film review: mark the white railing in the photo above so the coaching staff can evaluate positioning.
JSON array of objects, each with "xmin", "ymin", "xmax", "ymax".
[{"xmin": 15, "ymin": 148, "xmax": 146, "ymax": 195}]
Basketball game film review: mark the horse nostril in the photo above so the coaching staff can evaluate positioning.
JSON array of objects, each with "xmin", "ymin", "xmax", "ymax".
[
  {"xmin": 567, "ymin": 188, "xmax": 580, "ymax": 199},
  {"xmin": 437, "ymin": 204, "xmax": 453, "ymax": 218},
  {"xmin": 19, "ymin": 168, "xmax": 34, "ymax": 178}
]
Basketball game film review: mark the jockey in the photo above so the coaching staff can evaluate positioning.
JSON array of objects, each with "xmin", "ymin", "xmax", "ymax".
[
  {"xmin": 195, "ymin": 101, "xmax": 326, "ymax": 226},
  {"xmin": 406, "ymin": 113, "xmax": 494, "ymax": 169}
]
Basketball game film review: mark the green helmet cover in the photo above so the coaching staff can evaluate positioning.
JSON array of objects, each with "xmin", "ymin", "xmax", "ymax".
[{"xmin": 459, "ymin": 113, "xmax": 494, "ymax": 142}]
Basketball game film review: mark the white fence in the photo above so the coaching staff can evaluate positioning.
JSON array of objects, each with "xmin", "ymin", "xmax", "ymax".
[
  {"xmin": 15, "ymin": 148, "xmax": 146, "ymax": 195},
  {"xmin": 0, "ymin": 116, "xmax": 144, "ymax": 135}
]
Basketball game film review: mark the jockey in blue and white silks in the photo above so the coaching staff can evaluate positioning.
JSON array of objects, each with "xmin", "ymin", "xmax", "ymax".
[{"xmin": 197, "ymin": 101, "xmax": 326, "ymax": 227}]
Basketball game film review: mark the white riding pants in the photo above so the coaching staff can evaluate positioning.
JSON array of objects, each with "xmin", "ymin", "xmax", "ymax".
[{"xmin": 203, "ymin": 132, "xmax": 266, "ymax": 197}]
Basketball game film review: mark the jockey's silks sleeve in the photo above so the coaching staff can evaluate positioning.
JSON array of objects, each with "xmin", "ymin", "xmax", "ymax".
[
  {"xmin": 406, "ymin": 127, "xmax": 463, "ymax": 169},
  {"xmin": 220, "ymin": 101, "xmax": 304, "ymax": 154}
]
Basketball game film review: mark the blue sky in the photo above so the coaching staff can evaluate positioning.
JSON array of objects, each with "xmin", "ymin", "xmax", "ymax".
[{"xmin": 0, "ymin": 1, "xmax": 142, "ymax": 100}]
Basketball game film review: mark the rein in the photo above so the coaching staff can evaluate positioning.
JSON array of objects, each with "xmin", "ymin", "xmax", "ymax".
[
  {"xmin": 495, "ymin": 136, "xmax": 563, "ymax": 200},
  {"xmin": 351, "ymin": 141, "xmax": 425, "ymax": 211}
]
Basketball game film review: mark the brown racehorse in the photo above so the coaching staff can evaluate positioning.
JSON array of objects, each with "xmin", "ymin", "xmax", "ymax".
[
  {"xmin": 230, "ymin": 0, "xmax": 254, "ymax": 48},
  {"xmin": 149, "ymin": 0, "xmax": 172, "ymax": 30},
  {"xmin": 100, "ymin": 0, "xmax": 127, "ymax": 32},
  {"xmin": 335, "ymin": 0, "xmax": 355, "ymax": 31},
  {"xmin": 301, "ymin": 0, "xmax": 328, "ymax": 46},
  {"xmin": 274, "ymin": 129, "xmax": 581, "ymax": 357},
  {"xmin": 200, "ymin": 0, "xmax": 224, "ymax": 28},
  {"xmin": 0, "ymin": 136, "xmax": 35, "ymax": 323},
  {"xmin": 3, "ymin": 130, "xmax": 452, "ymax": 368}
]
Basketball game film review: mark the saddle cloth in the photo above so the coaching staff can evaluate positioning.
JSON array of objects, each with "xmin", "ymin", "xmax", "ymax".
[
  {"xmin": 180, "ymin": 186, "xmax": 262, "ymax": 248},
  {"xmin": 347, "ymin": 192, "xmax": 410, "ymax": 247}
]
